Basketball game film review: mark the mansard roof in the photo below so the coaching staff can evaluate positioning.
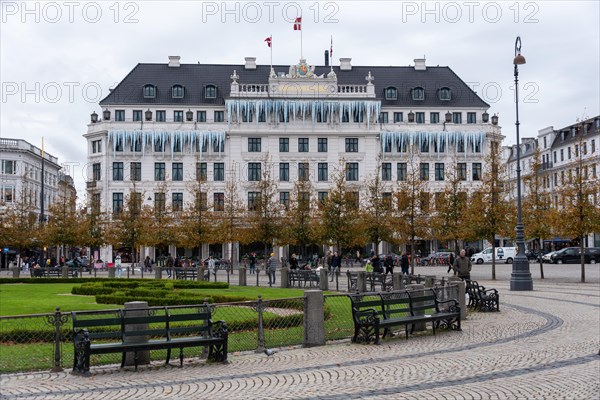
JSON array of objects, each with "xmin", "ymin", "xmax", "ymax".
[{"xmin": 100, "ymin": 62, "xmax": 489, "ymax": 108}]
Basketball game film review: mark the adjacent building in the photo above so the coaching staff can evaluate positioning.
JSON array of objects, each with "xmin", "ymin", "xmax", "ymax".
[{"xmin": 85, "ymin": 54, "xmax": 503, "ymax": 262}]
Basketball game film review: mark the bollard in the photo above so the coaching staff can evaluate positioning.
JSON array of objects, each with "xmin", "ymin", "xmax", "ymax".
[
  {"xmin": 131, "ymin": 262, "xmax": 135, "ymax": 276},
  {"xmin": 123, "ymin": 301, "xmax": 150, "ymax": 366},
  {"xmin": 196, "ymin": 266, "xmax": 203, "ymax": 281},
  {"xmin": 256, "ymin": 270, "xmax": 260, "ymax": 287},
  {"xmin": 108, "ymin": 266, "xmax": 116, "ymax": 278},
  {"xmin": 154, "ymin": 266, "xmax": 162, "ymax": 280},
  {"xmin": 424, "ymin": 275, "xmax": 436, "ymax": 288},
  {"xmin": 319, "ymin": 269, "xmax": 328, "ymax": 291},
  {"xmin": 199, "ymin": 266, "xmax": 206, "ymax": 281},
  {"xmin": 239, "ymin": 266, "xmax": 247, "ymax": 286},
  {"xmin": 392, "ymin": 272, "xmax": 404, "ymax": 291},
  {"xmin": 356, "ymin": 271, "xmax": 367, "ymax": 293},
  {"xmin": 304, "ymin": 290, "xmax": 325, "ymax": 347},
  {"xmin": 126, "ymin": 266, "xmax": 130, "ymax": 279},
  {"xmin": 280, "ymin": 267, "xmax": 289, "ymax": 288},
  {"xmin": 255, "ymin": 296, "xmax": 265, "ymax": 353},
  {"xmin": 448, "ymin": 277, "xmax": 467, "ymax": 320},
  {"xmin": 406, "ymin": 284, "xmax": 426, "ymax": 331},
  {"xmin": 61, "ymin": 266, "xmax": 69, "ymax": 279},
  {"xmin": 11, "ymin": 266, "xmax": 20, "ymax": 278}
]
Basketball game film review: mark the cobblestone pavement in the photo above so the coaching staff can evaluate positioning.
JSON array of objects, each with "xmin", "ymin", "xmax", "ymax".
[{"xmin": 2, "ymin": 272, "xmax": 599, "ymax": 400}]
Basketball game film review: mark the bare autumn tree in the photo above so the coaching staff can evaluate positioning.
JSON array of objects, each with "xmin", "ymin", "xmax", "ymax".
[
  {"xmin": 522, "ymin": 147, "xmax": 556, "ymax": 279},
  {"xmin": 104, "ymin": 187, "xmax": 144, "ymax": 264},
  {"xmin": 394, "ymin": 150, "xmax": 430, "ymax": 274},
  {"xmin": 361, "ymin": 160, "xmax": 394, "ymax": 253},
  {"xmin": 212, "ymin": 166, "xmax": 246, "ymax": 265},
  {"xmin": 177, "ymin": 174, "xmax": 213, "ymax": 255},
  {"xmin": 280, "ymin": 178, "xmax": 317, "ymax": 258},
  {"xmin": 554, "ymin": 128, "xmax": 600, "ymax": 282},
  {"xmin": 246, "ymin": 155, "xmax": 282, "ymax": 258},
  {"xmin": 79, "ymin": 193, "xmax": 107, "ymax": 257},
  {"xmin": 430, "ymin": 160, "xmax": 469, "ymax": 253},
  {"xmin": 44, "ymin": 183, "xmax": 81, "ymax": 259},
  {"xmin": 138, "ymin": 182, "xmax": 175, "ymax": 261},
  {"xmin": 468, "ymin": 140, "xmax": 513, "ymax": 280}
]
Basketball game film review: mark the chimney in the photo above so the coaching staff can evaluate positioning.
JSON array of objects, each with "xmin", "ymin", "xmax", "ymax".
[
  {"xmin": 324, "ymin": 50, "xmax": 329, "ymax": 66},
  {"xmin": 414, "ymin": 58, "xmax": 426, "ymax": 70},
  {"xmin": 244, "ymin": 57, "xmax": 257, "ymax": 70},
  {"xmin": 339, "ymin": 57, "xmax": 352, "ymax": 70},
  {"xmin": 168, "ymin": 56, "xmax": 181, "ymax": 67}
]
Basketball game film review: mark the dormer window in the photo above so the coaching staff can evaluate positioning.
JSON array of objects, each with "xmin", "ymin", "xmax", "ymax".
[
  {"xmin": 438, "ymin": 87, "xmax": 451, "ymax": 101},
  {"xmin": 143, "ymin": 84, "xmax": 156, "ymax": 98},
  {"xmin": 205, "ymin": 84, "xmax": 217, "ymax": 99},
  {"xmin": 172, "ymin": 85, "xmax": 184, "ymax": 98},
  {"xmin": 384, "ymin": 87, "xmax": 397, "ymax": 100},
  {"xmin": 412, "ymin": 87, "xmax": 425, "ymax": 101}
]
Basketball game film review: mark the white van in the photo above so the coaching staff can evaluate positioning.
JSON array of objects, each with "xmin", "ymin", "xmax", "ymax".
[{"xmin": 471, "ymin": 247, "xmax": 516, "ymax": 264}]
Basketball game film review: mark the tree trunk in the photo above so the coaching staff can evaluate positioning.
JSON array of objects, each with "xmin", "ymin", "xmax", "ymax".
[{"xmin": 538, "ymin": 238, "xmax": 544, "ymax": 279}]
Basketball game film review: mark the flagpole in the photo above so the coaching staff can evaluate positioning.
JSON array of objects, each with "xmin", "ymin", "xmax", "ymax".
[
  {"xmin": 270, "ymin": 34, "xmax": 273, "ymax": 69},
  {"xmin": 300, "ymin": 16, "xmax": 303, "ymax": 59}
]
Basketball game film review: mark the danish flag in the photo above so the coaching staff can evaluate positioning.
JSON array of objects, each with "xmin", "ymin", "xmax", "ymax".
[
  {"xmin": 264, "ymin": 36, "xmax": 272, "ymax": 47},
  {"xmin": 293, "ymin": 17, "xmax": 302, "ymax": 30}
]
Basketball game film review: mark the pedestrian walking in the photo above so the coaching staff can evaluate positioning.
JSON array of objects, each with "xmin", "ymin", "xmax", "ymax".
[
  {"xmin": 447, "ymin": 252, "xmax": 456, "ymax": 274},
  {"xmin": 400, "ymin": 252, "xmax": 409, "ymax": 275},
  {"xmin": 330, "ymin": 251, "xmax": 341, "ymax": 282},
  {"xmin": 249, "ymin": 252, "xmax": 256, "ymax": 274},
  {"xmin": 166, "ymin": 254, "xmax": 174, "ymax": 277},
  {"xmin": 267, "ymin": 252, "xmax": 276, "ymax": 286},
  {"xmin": 115, "ymin": 254, "xmax": 122, "ymax": 278},
  {"xmin": 384, "ymin": 254, "xmax": 394, "ymax": 275},
  {"xmin": 452, "ymin": 249, "xmax": 472, "ymax": 280}
]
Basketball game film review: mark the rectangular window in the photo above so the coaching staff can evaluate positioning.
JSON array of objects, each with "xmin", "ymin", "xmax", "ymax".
[
  {"xmin": 154, "ymin": 139, "xmax": 164, "ymax": 153},
  {"xmin": 384, "ymin": 140, "xmax": 392, "ymax": 153},
  {"xmin": 279, "ymin": 163, "xmax": 289, "ymax": 181},
  {"xmin": 382, "ymin": 192, "xmax": 392, "ymax": 209},
  {"xmin": 115, "ymin": 110, "xmax": 125, "ymax": 121},
  {"xmin": 560, "ymin": 149, "xmax": 564, "ymax": 161},
  {"xmin": 214, "ymin": 163, "xmax": 225, "ymax": 181},
  {"xmin": 248, "ymin": 192, "xmax": 260, "ymax": 211},
  {"xmin": 154, "ymin": 192, "xmax": 165, "ymax": 212},
  {"xmin": 382, "ymin": 163, "xmax": 392, "ymax": 181},
  {"xmin": 130, "ymin": 162, "xmax": 141, "ymax": 181},
  {"xmin": 592, "ymin": 140, "xmax": 596, "ymax": 153},
  {"xmin": 435, "ymin": 163, "xmax": 445, "ymax": 181},
  {"xmin": 430, "ymin": 112, "xmax": 439, "ymax": 124},
  {"xmin": 112, "ymin": 193, "xmax": 123, "ymax": 213},
  {"xmin": 196, "ymin": 192, "xmax": 207, "ymax": 211},
  {"xmin": 133, "ymin": 110, "xmax": 142, "ymax": 121},
  {"xmin": 92, "ymin": 163, "xmax": 101, "ymax": 181},
  {"xmin": 393, "ymin": 112, "xmax": 403, "ymax": 123},
  {"xmin": 543, "ymin": 137, "xmax": 547, "ymax": 148},
  {"xmin": 452, "ymin": 112, "xmax": 462, "ymax": 124},
  {"xmin": 130, "ymin": 137, "xmax": 142, "ymax": 152},
  {"xmin": 318, "ymin": 138, "xmax": 328, "ymax": 152},
  {"xmin": 458, "ymin": 163, "xmax": 467, "ymax": 180},
  {"xmin": 214, "ymin": 193, "xmax": 224, "ymax": 211},
  {"xmin": 345, "ymin": 138, "xmax": 358, "ymax": 152},
  {"xmin": 154, "ymin": 162, "xmax": 165, "ymax": 181},
  {"xmin": 172, "ymin": 163, "xmax": 183, "ymax": 181},
  {"xmin": 575, "ymin": 145, "xmax": 579, "ymax": 157},
  {"xmin": 214, "ymin": 111, "xmax": 224, "ymax": 122},
  {"xmin": 318, "ymin": 191, "xmax": 328, "ymax": 205},
  {"xmin": 172, "ymin": 193, "xmax": 183, "ymax": 211},
  {"xmin": 92, "ymin": 139, "xmax": 102, "ymax": 153},
  {"xmin": 474, "ymin": 141, "xmax": 482, "ymax": 153},
  {"xmin": 196, "ymin": 162, "xmax": 207, "ymax": 181},
  {"xmin": 114, "ymin": 136, "xmax": 123, "ymax": 152},
  {"xmin": 112, "ymin": 162, "xmax": 123, "ymax": 181},
  {"xmin": 353, "ymin": 110, "xmax": 364, "ymax": 123},
  {"xmin": 258, "ymin": 110, "xmax": 266, "ymax": 122},
  {"xmin": 197, "ymin": 111, "xmax": 206, "ymax": 122},
  {"xmin": 346, "ymin": 162, "xmax": 359, "ymax": 181},
  {"xmin": 248, "ymin": 138, "xmax": 261, "ymax": 152},
  {"xmin": 457, "ymin": 139, "xmax": 465, "ymax": 153},
  {"xmin": 416, "ymin": 112, "xmax": 425, "ymax": 124},
  {"xmin": 279, "ymin": 138, "xmax": 289, "ymax": 152},
  {"xmin": 554, "ymin": 173, "xmax": 558, "ymax": 186},
  {"xmin": 472, "ymin": 163, "xmax": 482, "ymax": 181},
  {"xmin": 420, "ymin": 163, "xmax": 429, "ymax": 180},
  {"xmin": 397, "ymin": 140, "xmax": 407, "ymax": 153},
  {"xmin": 379, "ymin": 112, "xmax": 388, "ymax": 123},
  {"xmin": 553, "ymin": 151, "xmax": 557, "ymax": 163},
  {"xmin": 248, "ymin": 163, "xmax": 261, "ymax": 181},
  {"xmin": 173, "ymin": 111, "xmax": 184, "ymax": 122},
  {"xmin": 298, "ymin": 138, "xmax": 309, "ymax": 152},
  {"xmin": 242, "ymin": 111, "xmax": 253, "ymax": 123},
  {"xmin": 420, "ymin": 138, "xmax": 429, "ymax": 153},
  {"xmin": 342, "ymin": 110, "xmax": 350, "ymax": 123},
  {"xmin": 318, "ymin": 163, "xmax": 328, "ymax": 181},
  {"xmin": 397, "ymin": 163, "xmax": 407, "ymax": 181},
  {"xmin": 298, "ymin": 162, "xmax": 309, "ymax": 181},
  {"xmin": 91, "ymin": 193, "xmax": 101, "ymax": 214},
  {"xmin": 156, "ymin": 110, "xmax": 166, "ymax": 122},
  {"xmin": 568, "ymin": 147, "xmax": 572, "ymax": 159},
  {"xmin": 279, "ymin": 192, "xmax": 289, "ymax": 209},
  {"xmin": 467, "ymin": 112, "xmax": 477, "ymax": 124},
  {"xmin": 434, "ymin": 139, "xmax": 445, "ymax": 153},
  {"xmin": 583, "ymin": 142, "xmax": 587, "ymax": 155},
  {"xmin": 172, "ymin": 139, "xmax": 182, "ymax": 153},
  {"xmin": 212, "ymin": 139, "xmax": 224, "ymax": 153}
]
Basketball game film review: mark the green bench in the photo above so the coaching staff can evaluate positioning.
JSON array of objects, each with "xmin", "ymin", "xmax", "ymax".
[
  {"xmin": 465, "ymin": 280, "xmax": 500, "ymax": 312},
  {"xmin": 72, "ymin": 302, "xmax": 228, "ymax": 376},
  {"xmin": 349, "ymin": 288, "xmax": 461, "ymax": 344}
]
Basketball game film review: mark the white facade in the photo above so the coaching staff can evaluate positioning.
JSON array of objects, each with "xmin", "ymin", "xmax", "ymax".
[{"xmin": 85, "ymin": 56, "xmax": 503, "ymax": 260}]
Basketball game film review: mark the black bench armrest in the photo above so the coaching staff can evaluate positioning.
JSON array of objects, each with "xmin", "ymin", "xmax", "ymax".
[
  {"xmin": 212, "ymin": 320, "xmax": 228, "ymax": 339},
  {"xmin": 436, "ymin": 298, "xmax": 461, "ymax": 313},
  {"xmin": 479, "ymin": 286, "xmax": 498, "ymax": 296}
]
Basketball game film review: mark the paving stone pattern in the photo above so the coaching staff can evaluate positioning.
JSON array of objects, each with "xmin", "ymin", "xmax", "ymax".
[{"xmin": 1, "ymin": 265, "xmax": 599, "ymax": 399}]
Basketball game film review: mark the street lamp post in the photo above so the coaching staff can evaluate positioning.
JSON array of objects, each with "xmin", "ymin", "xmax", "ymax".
[{"xmin": 510, "ymin": 36, "xmax": 533, "ymax": 291}]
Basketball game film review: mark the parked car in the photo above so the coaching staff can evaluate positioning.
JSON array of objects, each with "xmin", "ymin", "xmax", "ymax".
[
  {"xmin": 470, "ymin": 247, "xmax": 516, "ymax": 264},
  {"xmin": 551, "ymin": 247, "xmax": 600, "ymax": 264},
  {"xmin": 541, "ymin": 251, "xmax": 559, "ymax": 263},
  {"xmin": 420, "ymin": 252, "xmax": 453, "ymax": 266}
]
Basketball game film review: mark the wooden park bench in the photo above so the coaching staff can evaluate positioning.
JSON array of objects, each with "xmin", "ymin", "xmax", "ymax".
[
  {"xmin": 288, "ymin": 269, "xmax": 320, "ymax": 287},
  {"xmin": 465, "ymin": 280, "xmax": 500, "ymax": 312},
  {"xmin": 349, "ymin": 288, "xmax": 461, "ymax": 344},
  {"xmin": 71, "ymin": 302, "xmax": 228, "ymax": 376},
  {"xmin": 174, "ymin": 268, "xmax": 197, "ymax": 280},
  {"xmin": 30, "ymin": 267, "xmax": 78, "ymax": 278}
]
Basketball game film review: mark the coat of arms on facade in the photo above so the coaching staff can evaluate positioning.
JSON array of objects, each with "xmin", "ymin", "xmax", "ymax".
[{"xmin": 287, "ymin": 59, "xmax": 317, "ymax": 78}]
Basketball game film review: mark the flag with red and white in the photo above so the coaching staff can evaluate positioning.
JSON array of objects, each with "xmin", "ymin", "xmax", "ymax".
[
  {"xmin": 330, "ymin": 35, "xmax": 333, "ymax": 58},
  {"xmin": 293, "ymin": 17, "xmax": 302, "ymax": 30},
  {"xmin": 264, "ymin": 36, "xmax": 272, "ymax": 47}
]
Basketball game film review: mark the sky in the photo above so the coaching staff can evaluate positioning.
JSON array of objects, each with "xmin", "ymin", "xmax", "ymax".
[{"xmin": 1, "ymin": 0, "xmax": 599, "ymax": 197}]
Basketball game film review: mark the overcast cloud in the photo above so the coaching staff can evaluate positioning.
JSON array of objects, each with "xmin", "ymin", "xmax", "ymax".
[{"xmin": 1, "ymin": 0, "xmax": 599, "ymax": 196}]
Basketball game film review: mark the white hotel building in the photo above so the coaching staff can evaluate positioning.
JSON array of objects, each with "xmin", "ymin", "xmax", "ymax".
[{"xmin": 85, "ymin": 54, "xmax": 502, "ymax": 262}]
